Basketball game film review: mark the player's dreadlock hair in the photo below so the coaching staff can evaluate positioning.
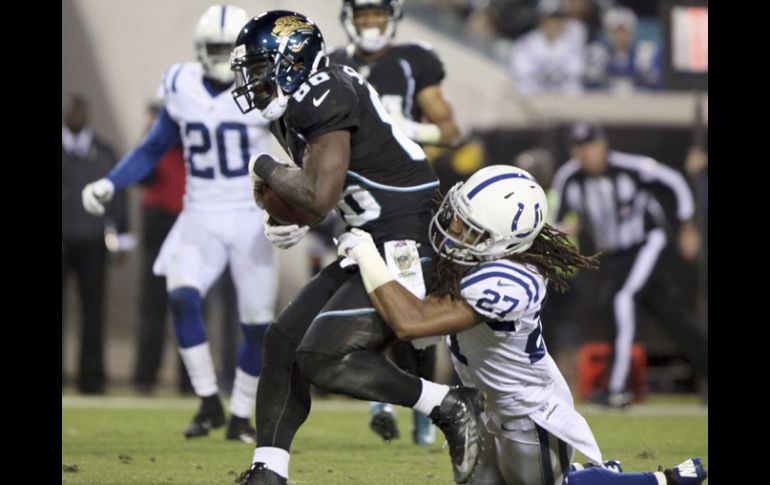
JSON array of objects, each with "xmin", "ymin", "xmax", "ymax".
[{"xmin": 430, "ymin": 223, "xmax": 600, "ymax": 300}]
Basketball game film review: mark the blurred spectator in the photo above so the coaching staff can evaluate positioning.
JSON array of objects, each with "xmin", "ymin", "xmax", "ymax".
[
  {"xmin": 509, "ymin": 0, "xmax": 587, "ymax": 94},
  {"xmin": 62, "ymin": 94, "xmax": 130, "ymax": 394},
  {"xmin": 616, "ymin": 0, "xmax": 659, "ymax": 17},
  {"xmin": 584, "ymin": 6, "xmax": 662, "ymax": 93},
  {"xmin": 132, "ymin": 103, "xmax": 190, "ymax": 395},
  {"xmin": 566, "ymin": 0, "xmax": 603, "ymax": 42},
  {"xmin": 465, "ymin": 0, "xmax": 538, "ymax": 43}
]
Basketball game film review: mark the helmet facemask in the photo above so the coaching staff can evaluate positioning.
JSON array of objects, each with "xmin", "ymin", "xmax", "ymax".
[
  {"xmin": 194, "ymin": 5, "xmax": 250, "ymax": 84},
  {"xmin": 232, "ymin": 47, "xmax": 283, "ymax": 113},
  {"xmin": 429, "ymin": 184, "xmax": 492, "ymax": 266},
  {"xmin": 341, "ymin": 1, "xmax": 403, "ymax": 53},
  {"xmin": 230, "ymin": 11, "xmax": 328, "ymax": 119},
  {"xmin": 197, "ymin": 42, "xmax": 237, "ymax": 84}
]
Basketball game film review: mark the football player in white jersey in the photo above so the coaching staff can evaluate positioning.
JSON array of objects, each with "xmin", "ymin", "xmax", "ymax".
[
  {"xmin": 82, "ymin": 5, "xmax": 274, "ymax": 443},
  {"xmin": 338, "ymin": 165, "xmax": 707, "ymax": 485}
]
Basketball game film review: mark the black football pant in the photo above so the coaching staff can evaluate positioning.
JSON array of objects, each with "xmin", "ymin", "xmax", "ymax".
[
  {"xmin": 62, "ymin": 239, "xmax": 107, "ymax": 393},
  {"xmin": 256, "ymin": 245, "xmax": 435, "ymax": 451},
  {"xmin": 585, "ymin": 237, "xmax": 708, "ymax": 394}
]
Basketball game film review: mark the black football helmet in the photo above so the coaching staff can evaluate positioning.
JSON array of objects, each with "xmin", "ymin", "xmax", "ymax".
[{"xmin": 230, "ymin": 10, "xmax": 327, "ymax": 117}]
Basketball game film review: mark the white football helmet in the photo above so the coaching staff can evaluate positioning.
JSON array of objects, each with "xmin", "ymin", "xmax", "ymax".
[
  {"xmin": 340, "ymin": 0, "xmax": 404, "ymax": 53},
  {"xmin": 194, "ymin": 5, "xmax": 250, "ymax": 84},
  {"xmin": 429, "ymin": 165, "xmax": 548, "ymax": 265}
]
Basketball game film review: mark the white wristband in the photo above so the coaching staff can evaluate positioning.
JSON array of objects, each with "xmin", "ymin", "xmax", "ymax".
[
  {"xmin": 413, "ymin": 122, "xmax": 441, "ymax": 145},
  {"xmin": 351, "ymin": 243, "xmax": 394, "ymax": 293}
]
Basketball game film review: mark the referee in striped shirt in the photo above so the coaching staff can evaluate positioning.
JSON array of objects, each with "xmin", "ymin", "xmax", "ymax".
[{"xmin": 550, "ymin": 121, "xmax": 707, "ymax": 407}]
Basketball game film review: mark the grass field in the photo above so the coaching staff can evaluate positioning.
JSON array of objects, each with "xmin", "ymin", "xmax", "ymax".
[{"xmin": 62, "ymin": 393, "xmax": 707, "ymax": 484}]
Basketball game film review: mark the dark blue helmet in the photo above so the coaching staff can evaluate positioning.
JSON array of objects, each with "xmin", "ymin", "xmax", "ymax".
[{"xmin": 230, "ymin": 10, "xmax": 327, "ymax": 114}]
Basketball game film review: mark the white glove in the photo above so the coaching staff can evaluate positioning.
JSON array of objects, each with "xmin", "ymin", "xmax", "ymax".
[
  {"xmin": 395, "ymin": 117, "xmax": 441, "ymax": 145},
  {"xmin": 82, "ymin": 178, "xmax": 115, "ymax": 215},
  {"xmin": 337, "ymin": 228, "xmax": 394, "ymax": 293},
  {"xmin": 263, "ymin": 213, "xmax": 309, "ymax": 249},
  {"xmin": 381, "ymin": 95, "xmax": 441, "ymax": 145},
  {"xmin": 337, "ymin": 228, "xmax": 377, "ymax": 260},
  {"xmin": 248, "ymin": 153, "xmax": 297, "ymax": 209}
]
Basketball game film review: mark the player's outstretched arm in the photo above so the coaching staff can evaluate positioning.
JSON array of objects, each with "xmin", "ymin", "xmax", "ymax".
[
  {"xmin": 338, "ymin": 228, "xmax": 481, "ymax": 340},
  {"xmin": 83, "ymin": 107, "xmax": 181, "ymax": 216},
  {"xmin": 107, "ymin": 106, "xmax": 181, "ymax": 191}
]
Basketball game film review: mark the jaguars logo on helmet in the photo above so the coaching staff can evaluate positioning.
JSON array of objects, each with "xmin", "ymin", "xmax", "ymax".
[{"xmin": 272, "ymin": 15, "xmax": 314, "ymax": 37}]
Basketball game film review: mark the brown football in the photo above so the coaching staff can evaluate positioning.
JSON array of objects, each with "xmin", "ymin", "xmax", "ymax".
[{"xmin": 262, "ymin": 185, "xmax": 320, "ymax": 226}]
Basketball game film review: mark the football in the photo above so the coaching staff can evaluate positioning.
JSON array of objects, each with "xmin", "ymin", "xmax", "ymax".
[{"xmin": 262, "ymin": 185, "xmax": 320, "ymax": 226}]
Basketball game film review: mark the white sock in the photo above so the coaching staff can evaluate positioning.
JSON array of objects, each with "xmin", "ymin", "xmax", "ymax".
[
  {"xmin": 653, "ymin": 472, "xmax": 667, "ymax": 485},
  {"xmin": 412, "ymin": 378, "xmax": 450, "ymax": 415},
  {"xmin": 252, "ymin": 447, "xmax": 290, "ymax": 479},
  {"xmin": 230, "ymin": 368, "xmax": 259, "ymax": 419},
  {"xmin": 179, "ymin": 342, "xmax": 218, "ymax": 397}
]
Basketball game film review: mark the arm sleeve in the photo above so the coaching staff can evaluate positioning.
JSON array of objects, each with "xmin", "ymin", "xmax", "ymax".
[
  {"xmin": 636, "ymin": 157, "xmax": 695, "ymax": 222},
  {"xmin": 106, "ymin": 106, "xmax": 181, "ymax": 191}
]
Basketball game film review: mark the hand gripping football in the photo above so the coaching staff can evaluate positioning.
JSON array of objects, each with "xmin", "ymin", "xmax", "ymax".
[{"xmin": 262, "ymin": 185, "xmax": 320, "ymax": 226}]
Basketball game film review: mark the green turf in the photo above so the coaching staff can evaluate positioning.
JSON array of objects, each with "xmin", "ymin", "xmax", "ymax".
[{"xmin": 62, "ymin": 395, "xmax": 707, "ymax": 484}]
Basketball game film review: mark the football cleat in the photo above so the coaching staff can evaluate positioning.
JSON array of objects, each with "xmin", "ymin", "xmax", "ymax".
[
  {"xmin": 429, "ymin": 387, "xmax": 485, "ymax": 484},
  {"xmin": 370, "ymin": 403, "xmax": 400, "ymax": 442},
  {"xmin": 184, "ymin": 395, "xmax": 225, "ymax": 438}
]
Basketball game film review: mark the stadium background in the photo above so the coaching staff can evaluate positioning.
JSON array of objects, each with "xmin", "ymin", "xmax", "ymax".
[{"xmin": 62, "ymin": 0, "xmax": 707, "ymax": 407}]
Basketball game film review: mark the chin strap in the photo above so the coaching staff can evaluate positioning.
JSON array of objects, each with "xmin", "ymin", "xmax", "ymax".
[{"xmin": 261, "ymin": 84, "xmax": 289, "ymax": 121}]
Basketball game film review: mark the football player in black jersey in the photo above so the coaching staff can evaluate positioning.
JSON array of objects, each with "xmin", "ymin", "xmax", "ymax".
[
  {"xmin": 332, "ymin": 0, "xmax": 461, "ymax": 148},
  {"xmin": 230, "ymin": 11, "xmax": 484, "ymax": 485},
  {"xmin": 330, "ymin": 0, "xmax": 462, "ymax": 446}
]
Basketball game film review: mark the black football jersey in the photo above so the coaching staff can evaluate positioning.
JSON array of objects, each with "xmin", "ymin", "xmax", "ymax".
[
  {"xmin": 329, "ymin": 42, "xmax": 445, "ymax": 123},
  {"xmin": 269, "ymin": 64, "xmax": 439, "ymax": 245}
]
